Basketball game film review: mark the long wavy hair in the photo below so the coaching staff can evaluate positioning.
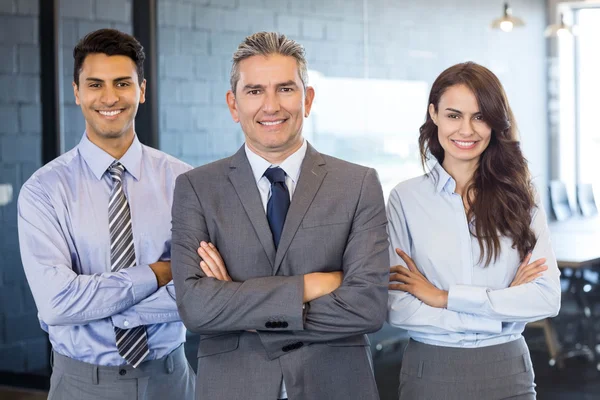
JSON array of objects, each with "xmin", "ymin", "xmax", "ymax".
[{"xmin": 419, "ymin": 62, "xmax": 536, "ymax": 266}]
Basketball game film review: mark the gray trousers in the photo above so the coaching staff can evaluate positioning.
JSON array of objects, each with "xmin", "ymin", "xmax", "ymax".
[
  {"xmin": 48, "ymin": 345, "xmax": 195, "ymax": 400},
  {"xmin": 399, "ymin": 337, "xmax": 536, "ymax": 400}
]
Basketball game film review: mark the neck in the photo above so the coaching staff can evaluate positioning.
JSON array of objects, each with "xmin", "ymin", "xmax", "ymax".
[
  {"xmin": 86, "ymin": 127, "xmax": 135, "ymax": 160},
  {"xmin": 247, "ymin": 138, "xmax": 303, "ymax": 165},
  {"xmin": 442, "ymin": 158, "xmax": 478, "ymax": 196}
]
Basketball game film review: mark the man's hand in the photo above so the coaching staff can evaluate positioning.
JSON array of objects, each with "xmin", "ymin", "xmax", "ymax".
[
  {"xmin": 389, "ymin": 249, "xmax": 448, "ymax": 308},
  {"xmin": 198, "ymin": 241, "xmax": 232, "ymax": 281},
  {"xmin": 149, "ymin": 261, "xmax": 172, "ymax": 287},
  {"xmin": 303, "ymin": 271, "xmax": 343, "ymax": 303},
  {"xmin": 510, "ymin": 253, "xmax": 547, "ymax": 287}
]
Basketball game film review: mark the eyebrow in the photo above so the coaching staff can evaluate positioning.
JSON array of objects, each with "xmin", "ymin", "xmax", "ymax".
[
  {"xmin": 242, "ymin": 80, "xmax": 299, "ymax": 91},
  {"xmin": 85, "ymin": 76, "xmax": 133, "ymax": 83},
  {"xmin": 445, "ymin": 108, "xmax": 482, "ymax": 115}
]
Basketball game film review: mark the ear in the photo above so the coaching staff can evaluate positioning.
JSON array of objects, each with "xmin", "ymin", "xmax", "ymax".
[
  {"xmin": 303, "ymin": 86, "xmax": 315, "ymax": 117},
  {"xmin": 72, "ymin": 82, "xmax": 80, "ymax": 105},
  {"xmin": 428, "ymin": 103, "xmax": 438, "ymax": 125},
  {"xmin": 226, "ymin": 90, "xmax": 239, "ymax": 122},
  {"xmin": 139, "ymin": 79, "xmax": 147, "ymax": 104}
]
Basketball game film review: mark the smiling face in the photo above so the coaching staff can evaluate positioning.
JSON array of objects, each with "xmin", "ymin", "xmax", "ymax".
[
  {"xmin": 73, "ymin": 53, "xmax": 146, "ymax": 147},
  {"xmin": 429, "ymin": 84, "xmax": 492, "ymax": 172},
  {"xmin": 226, "ymin": 54, "xmax": 315, "ymax": 162}
]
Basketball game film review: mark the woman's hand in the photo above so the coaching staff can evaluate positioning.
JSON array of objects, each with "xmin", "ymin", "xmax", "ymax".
[
  {"xmin": 389, "ymin": 248, "xmax": 448, "ymax": 308},
  {"xmin": 510, "ymin": 253, "xmax": 547, "ymax": 287}
]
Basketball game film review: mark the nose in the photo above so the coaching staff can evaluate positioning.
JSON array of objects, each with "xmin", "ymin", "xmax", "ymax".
[
  {"xmin": 100, "ymin": 85, "xmax": 119, "ymax": 106},
  {"xmin": 262, "ymin": 91, "xmax": 281, "ymax": 114},
  {"xmin": 458, "ymin": 118, "xmax": 475, "ymax": 136}
]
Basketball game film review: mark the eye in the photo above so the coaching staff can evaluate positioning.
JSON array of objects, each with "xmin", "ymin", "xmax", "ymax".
[
  {"xmin": 473, "ymin": 115, "xmax": 484, "ymax": 121},
  {"xmin": 88, "ymin": 83, "xmax": 101, "ymax": 88},
  {"xmin": 248, "ymin": 89, "xmax": 261, "ymax": 95},
  {"xmin": 279, "ymin": 87, "xmax": 293, "ymax": 92},
  {"xmin": 116, "ymin": 82, "xmax": 130, "ymax": 87},
  {"xmin": 447, "ymin": 114, "xmax": 460, "ymax": 119}
]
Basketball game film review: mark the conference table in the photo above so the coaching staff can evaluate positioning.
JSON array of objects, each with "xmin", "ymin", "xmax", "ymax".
[{"xmin": 539, "ymin": 217, "xmax": 600, "ymax": 370}]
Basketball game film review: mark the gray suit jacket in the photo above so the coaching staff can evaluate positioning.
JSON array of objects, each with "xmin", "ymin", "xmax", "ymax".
[{"xmin": 171, "ymin": 143, "xmax": 389, "ymax": 400}]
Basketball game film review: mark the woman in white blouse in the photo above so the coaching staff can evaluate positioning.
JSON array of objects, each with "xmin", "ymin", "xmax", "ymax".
[{"xmin": 387, "ymin": 62, "xmax": 561, "ymax": 400}]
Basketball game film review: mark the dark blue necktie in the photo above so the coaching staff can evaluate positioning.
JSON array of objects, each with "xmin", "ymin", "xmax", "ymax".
[{"xmin": 264, "ymin": 167, "xmax": 290, "ymax": 248}]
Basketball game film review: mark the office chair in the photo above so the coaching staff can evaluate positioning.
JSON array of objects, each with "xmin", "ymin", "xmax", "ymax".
[
  {"xmin": 549, "ymin": 180, "xmax": 574, "ymax": 221},
  {"xmin": 577, "ymin": 183, "xmax": 598, "ymax": 217}
]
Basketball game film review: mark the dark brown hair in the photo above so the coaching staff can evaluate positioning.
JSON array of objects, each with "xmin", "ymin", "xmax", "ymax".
[
  {"xmin": 419, "ymin": 62, "xmax": 536, "ymax": 266},
  {"xmin": 73, "ymin": 28, "xmax": 145, "ymax": 86}
]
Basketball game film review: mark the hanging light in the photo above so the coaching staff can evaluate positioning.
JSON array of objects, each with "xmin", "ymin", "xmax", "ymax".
[
  {"xmin": 545, "ymin": 13, "xmax": 575, "ymax": 37},
  {"xmin": 491, "ymin": 2, "xmax": 525, "ymax": 33}
]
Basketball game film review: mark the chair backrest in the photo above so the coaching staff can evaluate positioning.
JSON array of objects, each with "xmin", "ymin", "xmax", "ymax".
[
  {"xmin": 549, "ymin": 180, "xmax": 573, "ymax": 221},
  {"xmin": 577, "ymin": 183, "xmax": 598, "ymax": 217}
]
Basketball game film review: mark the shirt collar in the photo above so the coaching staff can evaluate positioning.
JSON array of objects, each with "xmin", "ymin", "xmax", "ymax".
[
  {"xmin": 244, "ymin": 140, "xmax": 307, "ymax": 184},
  {"xmin": 432, "ymin": 162, "xmax": 456, "ymax": 194},
  {"xmin": 78, "ymin": 132, "xmax": 143, "ymax": 181}
]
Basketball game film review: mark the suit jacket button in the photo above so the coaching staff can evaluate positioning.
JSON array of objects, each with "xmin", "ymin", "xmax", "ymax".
[
  {"xmin": 282, "ymin": 322, "xmax": 288, "ymax": 328},
  {"xmin": 119, "ymin": 369, "xmax": 127, "ymax": 376},
  {"xmin": 265, "ymin": 321, "xmax": 273, "ymax": 328},
  {"xmin": 275, "ymin": 321, "xmax": 282, "ymax": 328}
]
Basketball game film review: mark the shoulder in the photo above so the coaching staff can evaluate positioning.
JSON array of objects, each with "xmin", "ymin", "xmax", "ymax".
[{"xmin": 141, "ymin": 145, "xmax": 193, "ymax": 176}]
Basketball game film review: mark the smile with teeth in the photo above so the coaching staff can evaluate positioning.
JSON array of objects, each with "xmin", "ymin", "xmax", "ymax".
[
  {"xmin": 98, "ymin": 110, "xmax": 123, "ymax": 116},
  {"xmin": 452, "ymin": 139, "xmax": 477, "ymax": 149},
  {"xmin": 259, "ymin": 120, "xmax": 285, "ymax": 126}
]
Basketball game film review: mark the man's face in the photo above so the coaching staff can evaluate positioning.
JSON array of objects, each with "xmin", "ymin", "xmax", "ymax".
[
  {"xmin": 226, "ymin": 54, "xmax": 315, "ymax": 158},
  {"xmin": 73, "ymin": 53, "xmax": 145, "ymax": 142}
]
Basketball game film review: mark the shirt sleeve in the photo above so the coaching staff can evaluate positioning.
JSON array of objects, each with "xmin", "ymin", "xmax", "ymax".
[
  {"xmin": 17, "ymin": 179, "xmax": 158, "ymax": 327},
  {"xmin": 446, "ymin": 198, "xmax": 561, "ymax": 322},
  {"xmin": 386, "ymin": 187, "xmax": 503, "ymax": 335},
  {"xmin": 111, "ymin": 281, "xmax": 180, "ymax": 328}
]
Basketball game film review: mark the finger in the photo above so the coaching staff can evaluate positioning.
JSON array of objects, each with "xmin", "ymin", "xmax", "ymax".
[
  {"xmin": 199, "ymin": 242, "xmax": 228, "ymax": 280},
  {"xmin": 199, "ymin": 261, "xmax": 215, "ymax": 278},
  {"xmin": 518, "ymin": 253, "xmax": 533, "ymax": 269},
  {"xmin": 396, "ymin": 249, "xmax": 418, "ymax": 272},
  {"xmin": 389, "ymin": 273, "xmax": 413, "ymax": 284},
  {"xmin": 206, "ymin": 243, "xmax": 232, "ymax": 281},
  {"xmin": 390, "ymin": 265, "xmax": 410, "ymax": 274},
  {"xmin": 389, "ymin": 283, "xmax": 412, "ymax": 292},
  {"xmin": 198, "ymin": 247, "xmax": 226, "ymax": 280},
  {"xmin": 520, "ymin": 265, "xmax": 548, "ymax": 281}
]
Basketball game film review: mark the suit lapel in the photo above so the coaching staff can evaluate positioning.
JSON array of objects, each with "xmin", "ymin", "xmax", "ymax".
[
  {"xmin": 273, "ymin": 144, "xmax": 327, "ymax": 275},
  {"xmin": 228, "ymin": 146, "xmax": 276, "ymax": 268}
]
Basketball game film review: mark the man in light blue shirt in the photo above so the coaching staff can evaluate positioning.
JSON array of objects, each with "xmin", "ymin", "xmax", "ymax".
[{"xmin": 17, "ymin": 29, "xmax": 194, "ymax": 399}]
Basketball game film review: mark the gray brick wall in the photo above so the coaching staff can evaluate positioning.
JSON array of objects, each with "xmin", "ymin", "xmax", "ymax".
[
  {"xmin": 61, "ymin": 0, "xmax": 133, "ymax": 151},
  {"xmin": 157, "ymin": 0, "xmax": 549, "ymax": 198},
  {"xmin": 0, "ymin": 0, "xmax": 45, "ymax": 374}
]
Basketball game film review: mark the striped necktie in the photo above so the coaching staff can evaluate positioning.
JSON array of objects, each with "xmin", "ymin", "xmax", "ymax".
[{"xmin": 108, "ymin": 161, "xmax": 149, "ymax": 368}]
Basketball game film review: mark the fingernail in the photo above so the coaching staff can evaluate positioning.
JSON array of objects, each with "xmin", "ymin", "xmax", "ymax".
[{"xmin": 201, "ymin": 241, "xmax": 207, "ymax": 247}]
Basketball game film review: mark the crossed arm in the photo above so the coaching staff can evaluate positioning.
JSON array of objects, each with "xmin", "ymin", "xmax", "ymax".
[
  {"xmin": 386, "ymin": 188, "xmax": 561, "ymax": 335},
  {"xmin": 17, "ymin": 179, "xmax": 176, "ymax": 328}
]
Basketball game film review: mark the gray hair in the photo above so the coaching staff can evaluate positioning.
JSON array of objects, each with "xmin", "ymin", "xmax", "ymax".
[{"xmin": 230, "ymin": 32, "xmax": 309, "ymax": 94}]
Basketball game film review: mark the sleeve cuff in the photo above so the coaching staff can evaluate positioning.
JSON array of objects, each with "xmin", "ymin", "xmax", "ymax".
[
  {"xmin": 123, "ymin": 264, "xmax": 158, "ymax": 303},
  {"xmin": 447, "ymin": 284, "xmax": 489, "ymax": 314},
  {"xmin": 111, "ymin": 308, "xmax": 142, "ymax": 329}
]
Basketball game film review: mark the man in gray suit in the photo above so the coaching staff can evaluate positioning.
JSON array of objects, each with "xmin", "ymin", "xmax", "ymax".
[{"xmin": 171, "ymin": 32, "xmax": 389, "ymax": 400}]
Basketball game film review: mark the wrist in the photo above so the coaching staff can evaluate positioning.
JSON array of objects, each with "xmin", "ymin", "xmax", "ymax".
[{"xmin": 439, "ymin": 290, "xmax": 449, "ymax": 308}]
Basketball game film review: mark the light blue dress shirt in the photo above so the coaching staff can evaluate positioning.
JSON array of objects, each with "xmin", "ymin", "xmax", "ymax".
[
  {"xmin": 17, "ymin": 133, "xmax": 192, "ymax": 366},
  {"xmin": 387, "ymin": 162, "xmax": 561, "ymax": 348},
  {"xmin": 244, "ymin": 139, "xmax": 307, "ymax": 400}
]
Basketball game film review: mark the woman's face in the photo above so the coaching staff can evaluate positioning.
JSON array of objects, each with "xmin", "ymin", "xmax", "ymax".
[{"xmin": 429, "ymin": 84, "xmax": 492, "ymax": 170}]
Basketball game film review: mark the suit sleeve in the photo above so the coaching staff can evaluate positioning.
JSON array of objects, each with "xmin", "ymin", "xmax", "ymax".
[
  {"xmin": 257, "ymin": 168, "xmax": 390, "ymax": 359},
  {"xmin": 171, "ymin": 173, "xmax": 305, "ymax": 333}
]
